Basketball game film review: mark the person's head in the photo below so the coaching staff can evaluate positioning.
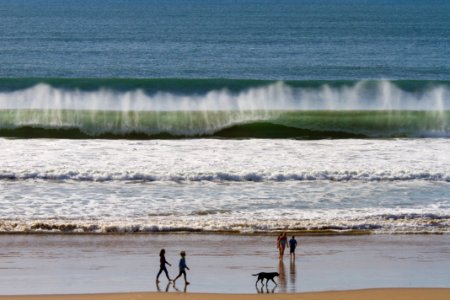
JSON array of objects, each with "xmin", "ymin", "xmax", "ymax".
[
  {"xmin": 292, "ymin": 236, "xmax": 295, "ymax": 239},
  {"xmin": 180, "ymin": 250, "xmax": 186, "ymax": 257},
  {"xmin": 159, "ymin": 249, "xmax": 165, "ymax": 256}
]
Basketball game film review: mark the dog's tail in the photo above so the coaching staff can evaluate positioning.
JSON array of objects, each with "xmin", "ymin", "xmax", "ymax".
[{"xmin": 252, "ymin": 273, "xmax": 260, "ymax": 276}]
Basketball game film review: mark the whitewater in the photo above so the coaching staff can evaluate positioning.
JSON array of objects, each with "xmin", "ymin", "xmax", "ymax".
[
  {"xmin": 1, "ymin": 138, "xmax": 449, "ymax": 234},
  {"xmin": 1, "ymin": 81, "xmax": 450, "ymax": 234}
]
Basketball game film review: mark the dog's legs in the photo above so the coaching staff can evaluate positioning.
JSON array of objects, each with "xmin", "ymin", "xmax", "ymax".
[{"xmin": 270, "ymin": 278, "xmax": 278, "ymax": 286}]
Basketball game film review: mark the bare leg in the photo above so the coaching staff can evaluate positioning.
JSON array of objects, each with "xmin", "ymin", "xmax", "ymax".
[
  {"xmin": 183, "ymin": 271, "xmax": 189, "ymax": 284},
  {"xmin": 173, "ymin": 271, "xmax": 181, "ymax": 284}
]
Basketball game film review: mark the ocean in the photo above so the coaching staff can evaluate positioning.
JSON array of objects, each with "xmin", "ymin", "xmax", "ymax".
[{"xmin": 1, "ymin": 0, "xmax": 449, "ymax": 235}]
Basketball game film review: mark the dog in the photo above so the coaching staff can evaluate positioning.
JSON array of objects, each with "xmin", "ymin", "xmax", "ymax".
[{"xmin": 252, "ymin": 272, "xmax": 279, "ymax": 286}]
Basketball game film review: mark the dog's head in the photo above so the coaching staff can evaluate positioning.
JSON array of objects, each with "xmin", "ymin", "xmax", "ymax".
[{"xmin": 274, "ymin": 272, "xmax": 280, "ymax": 277}]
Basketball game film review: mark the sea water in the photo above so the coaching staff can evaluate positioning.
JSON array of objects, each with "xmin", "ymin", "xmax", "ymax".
[
  {"xmin": 1, "ymin": 0, "xmax": 450, "ymax": 234},
  {"xmin": 1, "ymin": 0, "xmax": 450, "ymax": 79}
]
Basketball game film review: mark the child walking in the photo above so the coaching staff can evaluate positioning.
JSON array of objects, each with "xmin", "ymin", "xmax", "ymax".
[
  {"xmin": 173, "ymin": 250, "xmax": 190, "ymax": 285},
  {"xmin": 156, "ymin": 249, "xmax": 172, "ymax": 283},
  {"xmin": 289, "ymin": 235, "xmax": 298, "ymax": 259}
]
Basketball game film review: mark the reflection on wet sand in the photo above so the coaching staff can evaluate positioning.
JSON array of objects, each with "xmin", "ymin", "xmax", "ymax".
[
  {"xmin": 289, "ymin": 259, "xmax": 297, "ymax": 292},
  {"xmin": 156, "ymin": 281, "xmax": 188, "ymax": 293},
  {"xmin": 173, "ymin": 283, "xmax": 188, "ymax": 293},
  {"xmin": 278, "ymin": 259, "xmax": 287, "ymax": 293},
  {"xmin": 156, "ymin": 281, "xmax": 171, "ymax": 292},
  {"xmin": 256, "ymin": 285, "xmax": 276, "ymax": 294}
]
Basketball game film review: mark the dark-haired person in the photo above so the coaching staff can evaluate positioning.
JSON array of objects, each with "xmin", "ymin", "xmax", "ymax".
[
  {"xmin": 156, "ymin": 249, "xmax": 172, "ymax": 283},
  {"xmin": 289, "ymin": 236, "xmax": 298, "ymax": 259}
]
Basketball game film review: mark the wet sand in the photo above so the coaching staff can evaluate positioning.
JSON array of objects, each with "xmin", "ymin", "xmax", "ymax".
[{"xmin": 0, "ymin": 234, "xmax": 449, "ymax": 295}]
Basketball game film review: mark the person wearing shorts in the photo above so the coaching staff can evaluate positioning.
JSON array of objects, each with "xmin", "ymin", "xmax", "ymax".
[
  {"xmin": 289, "ymin": 236, "xmax": 298, "ymax": 259},
  {"xmin": 173, "ymin": 250, "xmax": 190, "ymax": 285}
]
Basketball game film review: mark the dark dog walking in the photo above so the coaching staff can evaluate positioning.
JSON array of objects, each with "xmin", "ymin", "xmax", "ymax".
[{"xmin": 252, "ymin": 272, "xmax": 279, "ymax": 286}]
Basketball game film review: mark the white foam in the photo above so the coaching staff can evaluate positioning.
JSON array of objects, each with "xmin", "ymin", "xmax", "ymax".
[
  {"xmin": 0, "ymin": 138, "xmax": 449, "ymax": 182},
  {"xmin": 1, "ymin": 138, "xmax": 449, "ymax": 233},
  {"xmin": 0, "ymin": 81, "xmax": 449, "ymax": 111}
]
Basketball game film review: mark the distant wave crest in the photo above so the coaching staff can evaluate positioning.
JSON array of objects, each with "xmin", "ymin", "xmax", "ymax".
[{"xmin": 1, "ymin": 170, "xmax": 449, "ymax": 182}]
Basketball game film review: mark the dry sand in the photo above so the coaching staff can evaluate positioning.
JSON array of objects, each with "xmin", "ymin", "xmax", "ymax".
[{"xmin": 1, "ymin": 289, "xmax": 450, "ymax": 300}]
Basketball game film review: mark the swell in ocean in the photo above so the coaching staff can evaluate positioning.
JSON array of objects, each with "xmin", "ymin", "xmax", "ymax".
[{"xmin": 0, "ymin": 78, "xmax": 449, "ymax": 139}]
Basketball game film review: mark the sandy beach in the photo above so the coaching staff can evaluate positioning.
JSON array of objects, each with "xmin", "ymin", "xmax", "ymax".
[
  {"xmin": 1, "ymin": 289, "xmax": 450, "ymax": 300},
  {"xmin": 1, "ymin": 234, "xmax": 449, "ymax": 296}
]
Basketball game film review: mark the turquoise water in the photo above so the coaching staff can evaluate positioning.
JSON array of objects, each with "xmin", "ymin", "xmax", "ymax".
[{"xmin": 1, "ymin": 0, "xmax": 449, "ymax": 79}]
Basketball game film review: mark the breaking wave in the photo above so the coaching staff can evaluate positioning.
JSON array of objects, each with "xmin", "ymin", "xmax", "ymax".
[
  {"xmin": 1, "ymin": 212, "xmax": 449, "ymax": 234},
  {"xmin": 0, "ymin": 78, "xmax": 449, "ymax": 139}
]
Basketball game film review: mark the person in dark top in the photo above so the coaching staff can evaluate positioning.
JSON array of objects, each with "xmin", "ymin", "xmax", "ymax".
[
  {"xmin": 289, "ymin": 236, "xmax": 298, "ymax": 259},
  {"xmin": 173, "ymin": 250, "xmax": 190, "ymax": 285},
  {"xmin": 156, "ymin": 248, "xmax": 172, "ymax": 283}
]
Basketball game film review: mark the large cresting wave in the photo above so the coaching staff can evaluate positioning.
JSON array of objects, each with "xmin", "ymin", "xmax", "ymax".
[{"xmin": 0, "ymin": 78, "xmax": 449, "ymax": 139}]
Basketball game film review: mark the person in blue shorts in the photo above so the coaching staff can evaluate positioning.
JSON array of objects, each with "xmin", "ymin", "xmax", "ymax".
[
  {"xmin": 173, "ymin": 250, "xmax": 190, "ymax": 285},
  {"xmin": 289, "ymin": 236, "xmax": 298, "ymax": 259}
]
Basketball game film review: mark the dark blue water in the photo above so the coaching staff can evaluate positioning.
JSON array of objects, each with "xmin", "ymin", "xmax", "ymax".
[{"xmin": 1, "ymin": 0, "xmax": 449, "ymax": 79}]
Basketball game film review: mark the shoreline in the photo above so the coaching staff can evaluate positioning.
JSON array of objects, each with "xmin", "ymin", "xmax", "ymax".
[
  {"xmin": 0, "ymin": 229, "xmax": 448, "ymax": 236},
  {"xmin": 0, "ymin": 230, "xmax": 374, "ymax": 236},
  {"xmin": 2, "ymin": 289, "xmax": 450, "ymax": 300}
]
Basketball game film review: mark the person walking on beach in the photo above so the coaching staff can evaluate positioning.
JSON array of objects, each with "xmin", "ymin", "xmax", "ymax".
[
  {"xmin": 277, "ymin": 232, "xmax": 287, "ymax": 259},
  {"xmin": 289, "ymin": 236, "xmax": 298, "ymax": 259},
  {"xmin": 173, "ymin": 250, "xmax": 190, "ymax": 285},
  {"xmin": 156, "ymin": 249, "xmax": 172, "ymax": 283}
]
